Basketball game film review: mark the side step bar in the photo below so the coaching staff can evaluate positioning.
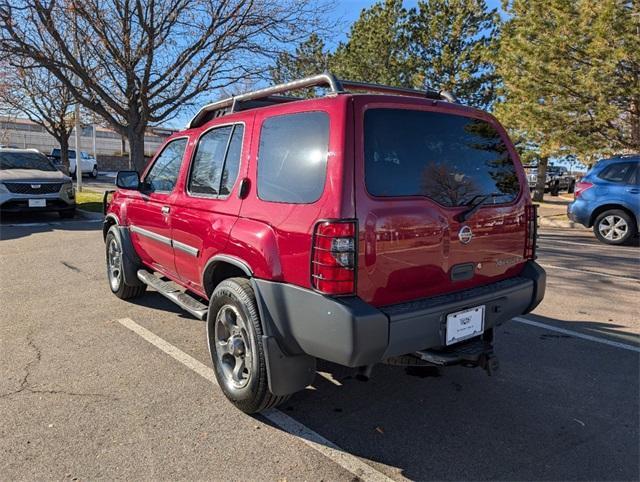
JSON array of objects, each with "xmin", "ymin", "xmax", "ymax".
[{"xmin": 136, "ymin": 270, "xmax": 208, "ymax": 320}]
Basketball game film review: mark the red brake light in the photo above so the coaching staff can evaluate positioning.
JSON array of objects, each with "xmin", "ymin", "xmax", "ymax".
[
  {"xmin": 311, "ymin": 220, "xmax": 357, "ymax": 295},
  {"xmin": 574, "ymin": 181, "xmax": 593, "ymax": 198},
  {"xmin": 524, "ymin": 204, "xmax": 538, "ymax": 260}
]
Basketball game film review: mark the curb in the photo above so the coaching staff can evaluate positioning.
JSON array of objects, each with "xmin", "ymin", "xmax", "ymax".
[{"xmin": 538, "ymin": 216, "xmax": 580, "ymax": 229}]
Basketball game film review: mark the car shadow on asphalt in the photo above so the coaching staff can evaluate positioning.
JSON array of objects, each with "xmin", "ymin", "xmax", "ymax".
[
  {"xmin": 525, "ymin": 313, "xmax": 640, "ymax": 345},
  {"xmin": 0, "ymin": 212, "xmax": 102, "ymax": 241},
  {"xmin": 258, "ymin": 317, "xmax": 639, "ymax": 481}
]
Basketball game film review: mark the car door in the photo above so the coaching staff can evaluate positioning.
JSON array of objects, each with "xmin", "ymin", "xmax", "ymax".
[
  {"xmin": 80, "ymin": 152, "xmax": 93, "ymax": 172},
  {"xmin": 126, "ymin": 137, "xmax": 188, "ymax": 278},
  {"xmin": 171, "ymin": 121, "xmax": 248, "ymax": 294}
]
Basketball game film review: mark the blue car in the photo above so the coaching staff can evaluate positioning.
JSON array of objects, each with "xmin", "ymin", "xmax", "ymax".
[{"xmin": 568, "ymin": 155, "xmax": 639, "ymax": 245}]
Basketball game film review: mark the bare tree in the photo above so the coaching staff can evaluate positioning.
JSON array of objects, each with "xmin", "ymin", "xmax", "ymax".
[
  {"xmin": 0, "ymin": 0, "xmax": 326, "ymax": 171},
  {"xmin": 0, "ymin": 63, "xmax": 75, "ymax": 168}
]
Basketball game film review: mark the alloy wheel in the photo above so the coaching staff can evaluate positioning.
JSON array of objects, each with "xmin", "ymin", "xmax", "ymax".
[
  {"xmin": 107, "ymin": 238, "xmax": 122, "ymax": 291},
  {"xmin": 213, "ymin": 304, "xmax": 252, "ymax": 389},
  {"xmin": 598, "ymin": 215, "xmax": 628, "ymax": 241}
]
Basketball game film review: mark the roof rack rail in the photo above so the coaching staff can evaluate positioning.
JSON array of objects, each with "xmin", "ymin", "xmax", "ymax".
[{"xmin": 187, "ymin": 72, "xmax": 456, "ymax": 128}]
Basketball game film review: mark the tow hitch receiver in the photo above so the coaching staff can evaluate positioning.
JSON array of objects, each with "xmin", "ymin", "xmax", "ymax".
[{"xmin": 415, "ymin": 337, "xmax": 499, "ymax": 376}]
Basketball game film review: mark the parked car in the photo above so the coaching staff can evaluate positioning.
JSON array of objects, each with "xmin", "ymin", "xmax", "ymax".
[
  {"xmin": 103, "ymin": 73, "xmax": 546, "ymax": 414},
  {"xmin": 525, "ymin": 165, "xmax": 575, "ymax": 194},
  {"xmin": 0, "ymin": 147, "xmax": 76, "ymax": 217},
  {"xmin": 49, "ymin": 148, "xmax": 98, "ymax": 179},
  {"xmin": 568, "ymin": 155, "xmax": 639, "ymax": 245}
]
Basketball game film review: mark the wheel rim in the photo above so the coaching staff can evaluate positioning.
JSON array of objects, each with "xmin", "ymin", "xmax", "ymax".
[
  {"xmin": 107, "ymin": 238, "xmax": 122, "ymax": 291},
  {"xmin": 598, "ymin": 215, "xmax": 628, "ymax": 241},
  {"xmin": 213, "ymin": 304, "xmax": 252, "ymax": 389}
]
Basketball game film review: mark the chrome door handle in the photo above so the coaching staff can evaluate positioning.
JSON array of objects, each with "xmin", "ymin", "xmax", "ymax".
[{"xmin": 161, "ymin": 206, "xmax": 170, "ymax": 214}]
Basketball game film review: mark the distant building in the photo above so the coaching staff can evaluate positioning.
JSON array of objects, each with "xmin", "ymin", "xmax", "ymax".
[{"xmin": 0, "ymin": 116, "xmax": 175, "ymax": 158}]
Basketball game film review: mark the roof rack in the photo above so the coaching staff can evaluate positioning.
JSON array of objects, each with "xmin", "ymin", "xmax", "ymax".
[{"xmin": 187, "ymin": 72, "xmax": 456, "ymax": 128}]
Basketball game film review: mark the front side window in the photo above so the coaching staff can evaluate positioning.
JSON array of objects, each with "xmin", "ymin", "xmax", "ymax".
[
  {"xmin": 257, "ymin": 112, "xmax": 329, "ymax": 203},
  {"xmin": 144, "ymin": 138, "xmax": 187, "ymax": 192},
  {"xmin": 364, "ymin": 109, "xmax": 520, "ymax": 207}
]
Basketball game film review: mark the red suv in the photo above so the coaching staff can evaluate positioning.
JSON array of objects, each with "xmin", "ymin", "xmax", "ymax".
[{"xmin": 104, "ymin": 73, "xmax": 545, "ymax": 414}]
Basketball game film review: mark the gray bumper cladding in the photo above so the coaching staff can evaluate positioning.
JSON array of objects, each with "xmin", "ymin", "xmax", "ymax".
[{"xmin": 253, "ymin": 261, "xmax": 545, "ymax": 394}]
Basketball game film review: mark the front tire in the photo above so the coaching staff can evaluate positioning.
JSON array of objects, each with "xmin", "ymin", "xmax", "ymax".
[
  {"xmin": 90, "ymin": 165, "xmax": 98, "ymax": 178},
  {"xmin": 207, "ymin": 277, "xmax": 289, "ymax": 414},
  {"xmin": 593, "ymin": 209, "xmax": 636, "ymax": 245},
  {"xmin": 105, "ymin": 227, "xmax": 146, "ymax": 299}
]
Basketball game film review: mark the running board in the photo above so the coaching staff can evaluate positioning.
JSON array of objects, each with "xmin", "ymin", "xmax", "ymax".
[{"xmin": 136, "ymin": 270, "xmax": 208, "ymax": 320}]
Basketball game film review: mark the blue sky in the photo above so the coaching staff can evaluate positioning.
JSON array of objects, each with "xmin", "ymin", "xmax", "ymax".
[{"xmin": 171, "ymin": 0, "xmax": 504, "ymax": 128}]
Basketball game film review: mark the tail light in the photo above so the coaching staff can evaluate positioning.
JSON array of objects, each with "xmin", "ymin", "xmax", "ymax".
[
  {"xmin": 524, "ymin": 204, "xmax": 538, "ymax": 260},
  {"xmin": 311, "ymin": 220, "xmax": 357, "ymax": 295},
  {"xmin": 574, "ymin": 181, "xmax": 593, "ymax": 198}
]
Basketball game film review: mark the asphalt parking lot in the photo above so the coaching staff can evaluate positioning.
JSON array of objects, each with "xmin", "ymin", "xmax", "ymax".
[{"xmin": 1, "ymin": 214, "xmax": 638, "ymax": 481}]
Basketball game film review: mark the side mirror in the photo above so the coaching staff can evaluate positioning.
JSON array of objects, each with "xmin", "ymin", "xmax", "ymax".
[{"xmin": 116, "ymin": 170, "xmax": 140, "ymax": 190}]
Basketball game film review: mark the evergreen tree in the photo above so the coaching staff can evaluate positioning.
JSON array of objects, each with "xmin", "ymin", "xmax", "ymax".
[
  {"xmin": 270, "ymin": 34, "xmax": 329, "ymax": 84},
  {"xmin": 496, "ymin": 0, "xmax": 639, "ymax": 160},
  {"xmin": 330, "ymin": 0, "xmax": 413, "ymax": 87},
  {"xmin": 408, "ymin": 0, "xmax": 500, "ymax": 109}
]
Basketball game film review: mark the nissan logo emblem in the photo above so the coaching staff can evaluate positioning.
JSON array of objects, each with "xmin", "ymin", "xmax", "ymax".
[{"xmin": 458, "ymin": 225, "xmax": 473, "ymax": 244}]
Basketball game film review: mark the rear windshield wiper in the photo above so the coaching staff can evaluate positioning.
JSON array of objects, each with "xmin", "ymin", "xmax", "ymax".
[{"xmin": 458, "ymin": 193, "xmax": 504, "ymax": 222}]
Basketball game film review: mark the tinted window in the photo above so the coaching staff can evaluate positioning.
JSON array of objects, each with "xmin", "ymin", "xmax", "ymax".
[
  {"xmin": 598, "ymin": 162, "xmax": 635, "ymax": 183},
  {"xmin": 629, "ymin": 164, "xmax": 638, "ymax": 185},
  {"xmin": 0, "ymin": 151, "xmax": 57, "ymax": 171},
  {"xmin": 258, "ymin": 112, "xmax": 329, "ymax": 203},
  {"xmin": 144, "ymin": 138, "xmax": 187, "ymax": 192},
  {"xmin": 364, "ymin": 109, "xmax": 519, "ymax": 207},
  {"xmin": 189, "ymin": 126, "xmax": 233, "ymax": 195},
  {"xmin": 220, "ymin": 125, "xmax": 243, "ymax": 195}
]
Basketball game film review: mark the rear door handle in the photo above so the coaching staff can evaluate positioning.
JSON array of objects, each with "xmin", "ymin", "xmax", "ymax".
[
  {"xmin": 161, "ymin": 206, "xmax": 170, "ymax": 214},
  {"xmin": 627, "ymin": 188, "xmax": 640, "ymax": 194}
]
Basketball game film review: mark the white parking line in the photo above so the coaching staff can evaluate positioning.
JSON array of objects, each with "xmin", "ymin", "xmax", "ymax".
[
  {"xmin": 116, "ymin": 318, "xmax": 393, "ymax": 482},
  {"xmin": 539, "ymin": 263, "xmax": 640, "ymax": 282},
  {"xmin": 513, "ymin": 317, "xmax": 640, "ymax": 353}
]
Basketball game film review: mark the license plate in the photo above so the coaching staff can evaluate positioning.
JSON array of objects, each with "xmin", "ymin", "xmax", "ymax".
[
  {"xmin": 446, "ymin": 305, "xmax": 485, "ymax": 346},
  {"xmin": 28, "ymin": 199, "xmax": 46, "ymax": 208}
]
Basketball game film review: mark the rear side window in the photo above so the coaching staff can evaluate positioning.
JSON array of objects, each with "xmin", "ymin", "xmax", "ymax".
[
  {"xmin": 364, "ymin": 109, "xmax": 520, "ymax": 207},
  {"xmin": 144, "ymin": 138, "xmax": 187, "ymax": 192},
  {"xmin": 257, "ymin": 112, "xmax": 329, "ymax": 203},
  {"xmin": 189, "ymin": 124, "xmax": 244, "ymax": 196},
  {"xmin": 598, "ymin": 162, "xmax": 635, "ymax": 183}
]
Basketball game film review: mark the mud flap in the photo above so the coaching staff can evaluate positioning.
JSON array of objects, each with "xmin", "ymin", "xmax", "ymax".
[{"xmin": 262, "ymin": 335, "xmax": 316, "ymax": 396}]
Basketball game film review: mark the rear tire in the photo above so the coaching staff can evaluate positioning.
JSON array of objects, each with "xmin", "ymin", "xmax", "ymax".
[
  {"xmin": 105, "ymin": 227, "xmax": 146, "ymax": 299},
  {"xmin": 567, "ymin": 179, "xmax": 575, "ymax": 194},
  {"xmin": 593, "ymin": 209, "xmax": 636, "ymax": 245},
  {"xmin": 207, "ymin": 277, "xmax": 290, "ymax": 414}
]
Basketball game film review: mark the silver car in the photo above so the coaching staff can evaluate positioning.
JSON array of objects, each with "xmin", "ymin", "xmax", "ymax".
[{"xmin": 0, "ymin": 148, "xmax": 76, "ymax": 218}]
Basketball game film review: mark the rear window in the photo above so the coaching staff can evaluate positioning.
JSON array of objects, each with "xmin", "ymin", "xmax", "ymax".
[
  {"xmin": 364, "ymin": 109, "xmax": 520, "ymax": 207},
  {"xmin": 0, "ymin": 151, "xmax": 57, "ymax": 171},
  {"xmin": 257, "ymin": 111, "xmax": 329, "ymax": 204}
]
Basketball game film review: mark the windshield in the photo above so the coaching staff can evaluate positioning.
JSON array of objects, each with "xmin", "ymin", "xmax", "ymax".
[
  {"xmin": 51, "ymin": 149, "xmax": 75, "ymax": 159},
  {"xmin": 0, "ymin": 151, "xmax": 58, "ymax": 171},
  {"xmin": 364, "ymin": 109, "xmax": 520, "ymax": 207}
]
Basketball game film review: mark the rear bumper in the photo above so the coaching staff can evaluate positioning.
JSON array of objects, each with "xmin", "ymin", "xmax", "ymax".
[
  {"xmin": 567, "ymin": 199, "xmax": 591, "ymax": 227},
  {"xmin": 254, "ymin": 261, "xmax": 546, "ymax": 368}
]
